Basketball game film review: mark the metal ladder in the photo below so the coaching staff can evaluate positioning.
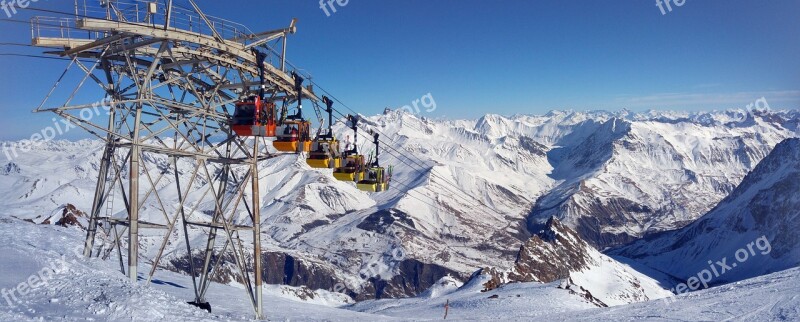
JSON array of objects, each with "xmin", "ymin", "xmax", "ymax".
[{"xmin": 96, "ymin": 164, "xmax": 117, "ymax": 256}]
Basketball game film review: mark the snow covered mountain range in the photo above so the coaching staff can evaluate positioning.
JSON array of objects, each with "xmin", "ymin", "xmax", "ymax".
[
  {"xmin": 612, "ymin": 138, "xmax": 800, "ymax": 284},
  {"xmin": 1, "ymin": 108, "xmax": 799, "ymax": 307}
]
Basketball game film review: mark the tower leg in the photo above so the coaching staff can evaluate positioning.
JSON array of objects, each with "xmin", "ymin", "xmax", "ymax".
[
  {"xmin": 84, "ymin": 110, "xmax": 116, "ymax": 257},
  {"xmin": 252, "ymin": 139, "xmax": 263, "ymax": 319},
  {"xmin": 128, "ymin": 106, "xmax": 143, "ymax": 283},
  {"xmin": 84, "ymin": 142, "xmax": 113, "ymax": 257}
]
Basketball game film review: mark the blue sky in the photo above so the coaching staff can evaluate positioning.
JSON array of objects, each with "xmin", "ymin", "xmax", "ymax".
[{"xmin": 0, "ymin": 0, "xmax": 799, "ymax": 139}]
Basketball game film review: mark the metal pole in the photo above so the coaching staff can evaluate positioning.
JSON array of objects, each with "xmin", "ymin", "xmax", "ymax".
[
  {"xmin": 84, "ymin": 108, "xmax": 116, "ymax": 257},
  {"xmin": 281, "ymin": 36, "xmax": 287, "ymax": 72},
  {"xmin": 252, "ymin": 139, "xmax": 263, "ymax": 319},
  {"xmin": 196, "ymin": 161, "xmax": 225, "ymax": 302},
  {"xmin": 175, "ymin": 157, "xmax": 200, "ymax": 300},
  {"xmin": 164, "ymin": 0, "xmax": 173, "ymax": 30},
  {"xmin": 128, "ymin": 105, "xmax": 142, "ymax": 283}
]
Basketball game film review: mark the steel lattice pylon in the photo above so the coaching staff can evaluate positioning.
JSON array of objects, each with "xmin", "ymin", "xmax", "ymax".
[{"xmin": 31, "ymin": 0, "xmax": 318, "ymax": 318}]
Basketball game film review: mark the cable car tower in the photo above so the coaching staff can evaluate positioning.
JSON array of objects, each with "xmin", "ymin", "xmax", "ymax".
[{"xmin": 30, "ymin": 0, "xmax": 320, "ymax": 318}]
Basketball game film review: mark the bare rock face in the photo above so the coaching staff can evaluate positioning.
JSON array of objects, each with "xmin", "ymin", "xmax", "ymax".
[
  {"xmin": 467, "ymin": 216, "xmax": 672, "ymax": 307},
  {"xmin": 169, "ymin": 252, "xmax": 462, "ymax": 301},
  {"xmin": 355, "ymin": 259, "xmax": 465, "ymax": 300},
  {"xmin": 471, "ymin": 217, "xmax": 594, "ymax": 292},
  {"xmin": 55, "ymin": 204, "xmax": 86, "ymax": 228},
  {"xmin": 508, "ymin": 217, "xmax": 593, "ymax": 283},
  {"xmin": 471, "ymin": 267, "xmax": 506, "ymax": 292},
  {"xmin": 32, "ymin": 204, "xmax": 87, "ymax": 228}
]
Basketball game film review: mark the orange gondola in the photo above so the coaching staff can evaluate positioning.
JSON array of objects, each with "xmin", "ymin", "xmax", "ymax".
[
  {"xmin": 230, "ymin": 49, "xmax": 277, "ymax": 138},
  {"xmin": 231, "ymin": 96, "xmax": 276, "ymax": 137}
]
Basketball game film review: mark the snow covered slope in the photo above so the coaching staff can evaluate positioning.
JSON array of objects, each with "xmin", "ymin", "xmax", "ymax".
[
  {"xmin": 350, "ymin": 266, "xmax": 800, "ymax": 321},
  {"xmin": 559, "ymin": 267, "xmax": 800, "ymax": 321},
  {"xmin": 612, "ymin": 138, "xmax": 800, "ymax": 284},
  {"xmin": 1, "ymin": 210, "xmax": 798, "ymax": 321},
  {"xmin": 0, "ymin": 219, "xmax": 385, "ymax": 321},
  {"xmin": 349, "ymin": 272, "xmax": 598, "ymax": 321}
]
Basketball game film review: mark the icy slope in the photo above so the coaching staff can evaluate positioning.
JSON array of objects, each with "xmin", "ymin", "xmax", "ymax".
[{"xmin": 612, "ymin": 138, "xmax": 800, "ymax": 284}]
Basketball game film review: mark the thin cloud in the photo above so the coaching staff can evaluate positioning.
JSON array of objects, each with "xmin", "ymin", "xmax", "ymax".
[
  {"xmin": 614, "ymin": 90, "xmax": 800, "ymax": 109},
  {"xmin": 692, "ymin": 83, "xmax": 723, "ymax": 90}
]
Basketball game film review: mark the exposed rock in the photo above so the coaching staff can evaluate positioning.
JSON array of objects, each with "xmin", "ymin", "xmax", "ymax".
[
  {"xmin": 356, "ymin": 259, "xmax": 465, "ymax": 300},
  {"xmin": 518, "ymin": 136, "xmax": 549, "ymax": 157},
  {"xmin": 262, "ymin": 252, "xmax": 347, "ymax": 294},
  {"xmin": 558, "ymin": 278, "xmax": 607, "ymax": 307},
  {"xmin": 169, "ymin": 252, "xmax": 462, "ymax": 301},
  {"xmin": 31, "ymin": 204, "xmax": 87, "ymax": 228},
  {"xmin": 55, "ymin": 204, "xmax": 86, "ymax": 228},
  {"xmin": 464, "ymin": 216, "xmax": 672, "ymax": 306},
  {"xmin": 170, "ymin": 251, "xmax": 351, "ymax": 295},
  {"xmin": 508, "ymin": 217, "xmax": 591, "ymax": 283},
  {"xmin": 468, "ymin": 218, "xmax": 591, "ymax": 293},
  {"xmin": 356, "ymin": 209, "xmax": 415, "ymax": 234},
  {"xmin": 473, "ymin": 267, "xmax": 506, "ymax": 292},
  {"xmin": 1, "ymin": 162, "xmax": 20, "ymax": 175}
]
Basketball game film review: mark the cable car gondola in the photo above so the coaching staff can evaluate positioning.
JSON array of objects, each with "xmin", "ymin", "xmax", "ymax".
[
  {"xmin": 357, "ymin": 132, "xmax": 391, "ymax": 192},
  {"xmin": 307, "ymin": 96, "xmax": 341, "ymax": 168},
  {"xmin": 274, "ymin": 118, "xmax": 312, "ymax": 152},
  {"xmin": 231, "ymin": 96, "xmax": 276, "ymax": 137},
  {"xmin": 333, "ymin": 115, "xmax": 366, "ymax": 182},
  {"xmin": 274, "ymin": 72, "xmax": 313, "ymax": 152},
  {"xmin": 230, "ymin": 49, "xmax": 276, "ymax": 137}
]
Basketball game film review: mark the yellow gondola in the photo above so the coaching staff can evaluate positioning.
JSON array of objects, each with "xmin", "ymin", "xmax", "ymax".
[
  {"xmin": 274, "ymin": 120, "xmax": 312, "ymax": 152},
  {"xmin": 333, "ymin": 115, "xmax": 366, "ymax": 181},
  {"xmin": 307, "ymin": 96, "xmax": 341, "ymax": 168},
  {"xmin": 333, "ymin": 154, "xmax": 366, "ymax": 181},
  {"xmin": 307, "ymin": 140, "xmax": 341, "ymax": 168},
  {"xmin": 357, "ymin": 167, "xmax": 390, "ymax": 192},
  {"xmin": 273, "ymin": 72, "xmax": 312, "ymax": 153},
  {"xmin": 356, "ymin": 132, "xmax": 391, "ymax": 192}
]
